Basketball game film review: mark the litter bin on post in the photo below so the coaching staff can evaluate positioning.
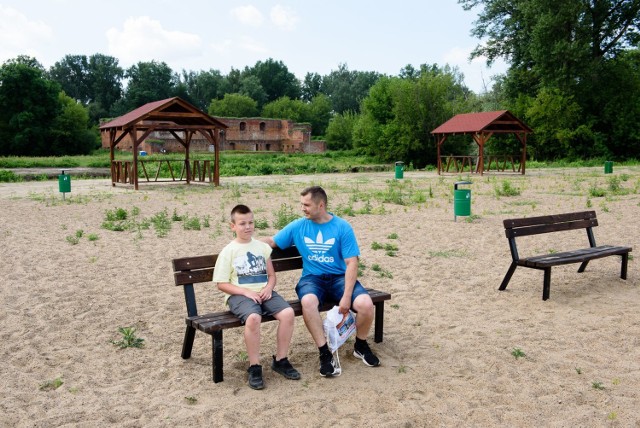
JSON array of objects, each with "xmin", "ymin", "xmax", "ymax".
[
  {"xmin": 395, "ymin": 161, "xmax": 404, "ymax": 179},
  {"xmin": 58, "ymin": 170, "xmax": 71, "ymax": 200},
  {"xmin": 604, "ymin": 161, "xmax": 613, "ymax": 174},
  {"xmin": 453, "ymin": 181, "xmax": 472, "ymax": 221}
]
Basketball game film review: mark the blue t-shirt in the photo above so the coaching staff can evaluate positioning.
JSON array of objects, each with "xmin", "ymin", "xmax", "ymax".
[{"xmin": 274, "ymin": 214, "xmax": 360, "ymax": 276}]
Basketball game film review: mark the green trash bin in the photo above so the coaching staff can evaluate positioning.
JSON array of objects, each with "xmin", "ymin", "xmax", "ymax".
[
  {"xmin": 454, "ymin": 181, "xmax": 472, "ymax": 221},
  {"xmin": 58, "ymin": 170, "xmax": 71, "ymax": 198},
  {"xmin": 604, "ymin": 161, "xmax": 613, "ymax": 174},
  {"xmin": 395, "ymin": 161, "xmax": 404, "ymax": 179}
]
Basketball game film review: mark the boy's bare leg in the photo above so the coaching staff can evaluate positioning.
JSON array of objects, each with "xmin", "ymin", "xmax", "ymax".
[
  {"xmin": 244, "ymin": 313, "xmax": 262, "ymax": 365},
  {"xmin": 273, "ymin": 307, "xmax": 295, "ymax": 359}
]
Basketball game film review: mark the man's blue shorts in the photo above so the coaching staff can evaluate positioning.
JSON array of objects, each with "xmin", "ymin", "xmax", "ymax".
[{"xmin": 295, "ymin": 274, "xmax": 368, "ymax": 306}]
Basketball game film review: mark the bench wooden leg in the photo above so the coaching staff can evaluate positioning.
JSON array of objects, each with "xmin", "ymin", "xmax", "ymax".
[
  {"xmin": 577, "ymin": 260, "xmax": 589, "ymax": 273},
  {"xmin": 181, "ymin": 325, "xmax": 196, "ymax": 359},
  {"xmin": 621, "ymin": 253, "xmax": 629, "ymax": 279},
  {"xmin": 212, "ymin": 331, "xmax": 224, "ymax": 383},
  {"xmin": 542, "ymin": 268, "xmax": 551, "ymax": 301},
  {"xmin": 373, "ymin": 301, "xmax": 384, "ymax": 343},
  {"xmin": 499, "ymin": 262, "xmax": 518, "ymax": 291}
]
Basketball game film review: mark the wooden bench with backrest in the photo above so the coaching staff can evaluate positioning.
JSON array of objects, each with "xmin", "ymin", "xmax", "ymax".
[
  {"xmin": 172, "ymin": 246, "xmax": 392, "ymax": 383},
  {"xmin": 499, "ymin": 210, "xmax": 632, "ymax": 300}
]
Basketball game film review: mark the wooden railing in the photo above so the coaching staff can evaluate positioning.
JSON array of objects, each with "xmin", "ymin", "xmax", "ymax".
[
  {"xmin": 111, "ymin": 160, "xmax": 214, "ymax": 185},
  {"xmin": 439, "ymin": 155, "xmax": 521, "ymax": 174}
]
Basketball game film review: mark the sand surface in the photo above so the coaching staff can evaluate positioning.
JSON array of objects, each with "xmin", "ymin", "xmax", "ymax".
[{"xmin": 1, "ymin": 167, "xmax": 638, "ymax": 427}]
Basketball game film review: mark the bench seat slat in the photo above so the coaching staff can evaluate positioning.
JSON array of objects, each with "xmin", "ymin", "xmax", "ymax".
[
  {"xmin": 521, "ymin": 245, "xmax": 632, "ymax": 268},
  {"xmin": 189, "ymin": 289, "xmax": 392, "ymax": 334}
]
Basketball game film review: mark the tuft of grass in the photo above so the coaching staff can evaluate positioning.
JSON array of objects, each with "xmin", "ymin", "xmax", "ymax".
[
  {"xmin": 184, "ymin": 396, "xmax": 198, "ymax": 405},
  {"xmin": 182, "ymin": 215, "xmax": 202, "ymax": 231},
  {"xmin": 272, "ymin": 203, "xmax": 299, "ymax": 230},
  {"xmin": 39, "ymin": 376, "xmax": 64, "ymax": 391},
  {"xmin": 111, "ymin": 327, "xmax": 145, "ymax": 349},
  {"xmin": 495, "ymin": 180, "xmax": 521, "ymax": 197},
  {"xmin": 87, "ymin": 233, "xmax": 99, "ymax": 241},
  {"xmin": 387, "ymin": 233, "xmax": 398, "ymax": 239},
  {"xmin": 236, "ymin": 350, "xmax": 248, "ymax": 362},
  {"xmin": 592, "ymin": 381, "xmax": 605, "ymax": 390},
  {"xmin": 511, "ymin": 348, "xmax": 526, "ymax": 359},
  {"xmin": 66, "ymin": 235, "xmax": 80, "ymax": 245},
  {"xmin": 575, "ymin": 367, "xmax": 582, "ymax": 374}
]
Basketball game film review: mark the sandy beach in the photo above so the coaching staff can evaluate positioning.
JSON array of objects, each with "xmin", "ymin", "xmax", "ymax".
[{"xmin": 0, "ymin": 167, "xmax": 638, "ymax": 427}]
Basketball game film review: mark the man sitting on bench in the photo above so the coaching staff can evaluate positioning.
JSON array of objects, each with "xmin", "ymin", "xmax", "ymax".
[{"xmin": 264, "ymin": 186, "xmax": 381, "ymax": 377}]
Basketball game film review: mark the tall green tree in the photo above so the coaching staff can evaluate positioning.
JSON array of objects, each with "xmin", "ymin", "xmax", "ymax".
[
  {"xmin": 261, "ymin": 96, "xmax": 307, "ymax": 122},
  {"xmin": 48, "ymin": 55, "xmax": 90, "ymax": 103},
  {"xmin": 179, "ymin": 69, "xmax": 228, "ymax": 111},
  {"xmin": 244, "ymin": 58, "xmax": 301, "ymax": 105},
  {"xmin": 0, "ymin": 57, "xmax": 61, "ymax": 155},
  {"xmin": 49, "ymin": 93, "xmax": 98, "ymax": 155},
  {"xmin": 321, "ymin": 64, "xmax": 381, "ymax": 114},
  {"xmin": 326, "ymin": 111, "xmax": 358, "ymax": 150},
  {"xmin": 87, "ymin": 54, "xmax": 123, "ymax": 114},
  {"xmin": 208, "ymin": 93, "xmax": 258, "ymax": 117},
  {"xmin": 115, "ymin": 61, "xmax": 178, "ymax": 114}
]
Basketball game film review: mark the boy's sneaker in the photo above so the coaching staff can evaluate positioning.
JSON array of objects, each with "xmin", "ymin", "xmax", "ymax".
[
  {"xmin": 353, "ymin": 341, "xmax": 380, "ymax": 367},
  {"xmin": 247, "ymin": 364, "xmax": 264, "ymax": 390},
  {"xmin": 319, "ymin": 349, "xmax": 339, "ymax": 377},
  {"xmin": 271, "ymin": 356, "xmax": 301, "ymax": 380}
]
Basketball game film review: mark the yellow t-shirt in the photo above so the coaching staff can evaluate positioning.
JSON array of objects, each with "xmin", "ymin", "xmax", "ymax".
[{"xmin": 213, "ymin": 238, "xmax": 272, "ymax": 304}]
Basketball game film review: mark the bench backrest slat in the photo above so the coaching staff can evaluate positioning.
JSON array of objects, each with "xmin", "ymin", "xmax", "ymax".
[
  {"xmin": 173, "ymin": 246, "xmax": 302, "ymax": 287},
  {"xmin": 504, "ymin": 211, "xmax": 598, "ymax": 238}
]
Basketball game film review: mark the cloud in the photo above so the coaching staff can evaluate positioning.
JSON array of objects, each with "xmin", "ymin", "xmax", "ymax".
[
  {"xmin": 270, "ymin": 5, "xmax": 299, "ymax": 31},
  {"xmin": 230, "ymin": 5, "xmax": 264, "ymax": 27},
  {"xmin": 0, "ymin": 5, "xmax": 53, "ymax": 63},
  {"xmin": 106, "ymin": 16, "xmax": 201, "ymax": 66}
]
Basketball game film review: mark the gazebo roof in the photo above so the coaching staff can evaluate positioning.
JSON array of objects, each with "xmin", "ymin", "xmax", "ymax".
[
  {"xmin": 100, "ymin": 97, "xmax": 227, "ymax": 131},
  {"xmin": 431, "ymin": 110, "xmax": 532, "ymax": 135}
]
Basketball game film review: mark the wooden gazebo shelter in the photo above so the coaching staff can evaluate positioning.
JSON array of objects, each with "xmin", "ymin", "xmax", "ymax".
[
  {"xmin": 99, "ymin": 97, "xmax": 227, "ymax": 190},
  {"xmin": 431, "ymin": 110, "xmax": 532, "ymax": 175}
]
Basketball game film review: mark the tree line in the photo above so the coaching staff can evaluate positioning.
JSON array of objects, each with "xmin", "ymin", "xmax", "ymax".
[{"xmin": 1, "ymin": 0, "xmax": 639, "ymax": 166}]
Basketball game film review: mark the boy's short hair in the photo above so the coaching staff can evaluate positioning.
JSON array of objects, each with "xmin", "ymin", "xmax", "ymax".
[
  {"xmin": 230, "ymin": 204, "xmax": 252, "ymax": 223},
  {"xmin": 301, "ymin": 186, "xmax": 327, "ymax": 206}
]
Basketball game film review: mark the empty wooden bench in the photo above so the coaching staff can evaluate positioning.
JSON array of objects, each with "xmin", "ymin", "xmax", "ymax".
[
  {"xmin": 172, "ymin": 246, "xmax": 392, "ymax": 383},
  {"xmin": 499, "ymin": 211, "xmax": 632, "ymax": 300}
]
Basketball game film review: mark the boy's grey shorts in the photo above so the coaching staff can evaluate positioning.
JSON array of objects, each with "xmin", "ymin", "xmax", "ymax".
[{"xmin": 227, "ymin": 291, "xmax": 291, "ymax": 323}]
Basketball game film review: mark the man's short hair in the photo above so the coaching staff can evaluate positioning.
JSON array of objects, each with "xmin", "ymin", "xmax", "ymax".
[
  {"xmin": 230, "ymin": 204, "xmax": 252, "ymax": 222},
  {"xmin": 301, "ymin": 186, "xmax": 327, "ymax": 206}
]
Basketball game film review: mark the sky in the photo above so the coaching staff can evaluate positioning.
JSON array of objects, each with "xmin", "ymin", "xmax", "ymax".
[{"xmin": 0, "ymin": 0, "xmax": 508, "ymax": 93}]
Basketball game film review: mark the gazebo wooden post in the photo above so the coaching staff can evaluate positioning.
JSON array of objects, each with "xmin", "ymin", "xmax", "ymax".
[
  {"xmin": 185, "ymin": 132, "xmax": 191, "ymax": 185},
  {"xmin": 132, "ymin": 127, "xmax": 139, "ymax": 190},
  {"xmin": 214, "ymin": 129, "xmax": 220, "ymax": 186},
  {"xmin": 474, "ymin": 133, "xmax": 485, "ymax": 175},
  {"xmin": 436, "ymin": 135, "xmax": 447, "ymax": 175},
  {"xmin": 520, "ymin": 133, "xmax": 527, "ymax": 175},
  {"xmin": 109, "ymin": 130, "xmax": 116, "ymax": 187}
]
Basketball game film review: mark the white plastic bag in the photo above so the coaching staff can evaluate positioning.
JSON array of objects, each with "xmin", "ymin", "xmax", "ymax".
[{"xmin": 323, "ymin": 306, "xmax": 356, "ymax": 353}]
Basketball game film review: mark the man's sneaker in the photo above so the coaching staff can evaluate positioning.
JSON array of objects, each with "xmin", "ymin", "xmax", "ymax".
[
  {"xmin": 319, "ymin": 349, "xmax": 340, "ymax": 377},
  {"xmin": 353, "ymin": 341, "xmax": 380, "ymax": 367},
  {"xmin": 247, "ymin": 364, "xmax": 264, "ymax": 390},
  {"xmin": 271, "ymin": 356, "xmax": 301, "ymax": 380}
]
